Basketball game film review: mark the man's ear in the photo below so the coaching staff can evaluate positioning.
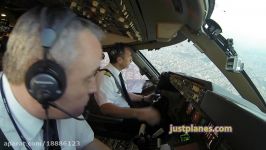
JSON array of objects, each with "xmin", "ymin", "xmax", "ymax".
[{"xmin": 116, "ymin": 56, "xmax": 123, "ymax": 63}]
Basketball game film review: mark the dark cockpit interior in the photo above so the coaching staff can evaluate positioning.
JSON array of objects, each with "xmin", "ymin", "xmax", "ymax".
[
  {"xmin": 86, "ymin": 71, "xmax": 266, "ymax": 149},
  {"xmin": 152, "ymin": 72, "xmax": 266, "ymax": 150}
]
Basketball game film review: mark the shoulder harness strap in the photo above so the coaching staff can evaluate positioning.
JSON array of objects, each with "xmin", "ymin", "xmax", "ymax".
[
  {"xmin": 99, "ymin": 69, "xmax": 132, "ymax": 107},
  {"xmin": 0, "ymin": 72, "xmax": 13, "ymax": 150}
]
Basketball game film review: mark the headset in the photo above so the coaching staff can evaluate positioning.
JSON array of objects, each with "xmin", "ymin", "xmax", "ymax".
[{"xmin": 25, "ymin": 7, "xmax": 76, "ymax": 106}]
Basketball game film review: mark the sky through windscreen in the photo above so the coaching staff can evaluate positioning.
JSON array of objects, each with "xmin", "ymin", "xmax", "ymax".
[{"xmin": 211, "ymin": 0, "xmax": 266, "ymax": 101}]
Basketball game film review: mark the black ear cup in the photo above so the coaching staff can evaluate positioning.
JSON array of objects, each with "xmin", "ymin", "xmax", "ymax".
[
  {"xmin": 24, "ymin": 7, "xmax": 77, "ymax": 105},
  {"xmin": 25, "ymin": 60, "xmax": 66, "ymax": 104}
]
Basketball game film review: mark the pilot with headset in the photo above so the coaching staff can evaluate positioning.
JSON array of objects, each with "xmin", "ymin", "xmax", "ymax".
[
  {"xmin": 95, "ymin": 43, "xmax": 161, "ymax": 127},
  {"xmin": 0, "ymin": 7, "xmax": 110, "ymax": 150}
]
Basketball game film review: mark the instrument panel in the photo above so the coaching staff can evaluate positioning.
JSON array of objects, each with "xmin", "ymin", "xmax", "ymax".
[
  {"xmin": 186, "ymin": 103, "xmax": 220, "ymax": 149},
  {"xmin": 156, "ymin": 72, "xmax": 226, "ymax": 150},
  {"xmin": 169, "ymin": 73, "xmax": 207, "ymax": 103}
]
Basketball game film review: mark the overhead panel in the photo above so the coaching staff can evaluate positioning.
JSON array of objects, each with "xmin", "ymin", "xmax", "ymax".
[
  {"xmin": 0, "ymin": 0, "xmax": 212, "ymax": 46},
  {"xmin": 69, "ymin": 0, "xmax": 145, "ymax": 44},
  {"xmin": 136, "ymin": 0, "xmax": 185, "ymax": 42}
]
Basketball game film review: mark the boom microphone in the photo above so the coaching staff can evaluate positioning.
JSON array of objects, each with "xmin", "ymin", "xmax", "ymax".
[{"xmin": 47, "ymin": 102, "xmax": 85, "ymax": 121}]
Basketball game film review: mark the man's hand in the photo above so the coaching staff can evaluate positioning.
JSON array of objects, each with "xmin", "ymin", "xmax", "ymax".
[
  {"xmin": 83, "ymin": 138, "xmax": 110, "ymax": 150},
  {"xmin": 143, "ymin": 93, "xmax": 155, "ymax": 103},
  {"xmin": 136, "ymin": 107, "xmax": 161, "ymax": 126}
]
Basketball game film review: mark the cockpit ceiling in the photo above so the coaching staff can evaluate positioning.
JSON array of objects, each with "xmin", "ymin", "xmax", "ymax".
[{"xmin": 1, "ymin": 0, "xmax": 213, "ymax": 47}]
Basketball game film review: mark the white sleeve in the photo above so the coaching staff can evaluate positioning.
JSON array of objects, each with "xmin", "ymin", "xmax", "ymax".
[
  {"xmin": 75, "ymin": 116, "xmax": 94, "ymax": 150},
  {"xmin": 95, "ymin": 72, "xmax": 117, "ymax": 106}
]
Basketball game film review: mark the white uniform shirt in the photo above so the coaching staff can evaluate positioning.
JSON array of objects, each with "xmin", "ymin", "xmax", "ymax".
[
  {"xmin": 95, "ymin": 64, "xmax": 130, "ymax": 108},
  {"xmin": 0, "ymin": 74, "xmax": 94, "ymax": 150}
]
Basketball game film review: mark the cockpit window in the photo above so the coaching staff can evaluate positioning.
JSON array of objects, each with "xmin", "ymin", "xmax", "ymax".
[
  {"xmin": 140, "ymin": 40, "xmax": 240, "ymax": 96},
  {"xmin": 211, "ymin": 0, "xmax": 266, "ymax": 101}
]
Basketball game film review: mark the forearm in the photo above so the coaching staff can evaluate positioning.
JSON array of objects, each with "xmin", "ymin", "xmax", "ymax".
[
  {"xmin": 128, "ymin": 92, "xmax": 144, "ymax": 102},
  {"xmin": 100, "ymin": 104, "xmax": 160, "ymax": 125},
  {"xmin": 100, "ymin": 103, "xmax": 140, "ymax": 119}
]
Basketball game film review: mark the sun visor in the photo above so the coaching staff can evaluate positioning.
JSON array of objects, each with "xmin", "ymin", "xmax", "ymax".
[
  {"xmin": 101, "ymin": 33, "xmax": 136, "ymax": 46},
  {"xmin": 156, "ymin": 22, "xmax": 184, "ymax": 42}
]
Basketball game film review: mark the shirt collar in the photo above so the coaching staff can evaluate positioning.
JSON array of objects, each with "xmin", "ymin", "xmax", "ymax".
[
  {"xmin": 106, "ymin": 63, "xmax": 121, "ymax": 78},
  {"xmin": 3, "ymin": 74, "xmax": 44, "ymax": 140}
]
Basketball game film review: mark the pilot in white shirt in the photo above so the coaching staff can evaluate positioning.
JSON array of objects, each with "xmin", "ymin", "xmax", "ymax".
[
  {"xmin": 0, "ymin": 6, "xmax": 109, "ymax": 150},
  {"xmin": 95, "ymin": 63, "xmax": 130, "ymax": 108},
  {"xmin": 94, "ymin": 43, "xmax": 160, "ymax": 126},
  {"xmin": 0, "ymin": 75, "xmax": 94, "ymax": 150}
]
